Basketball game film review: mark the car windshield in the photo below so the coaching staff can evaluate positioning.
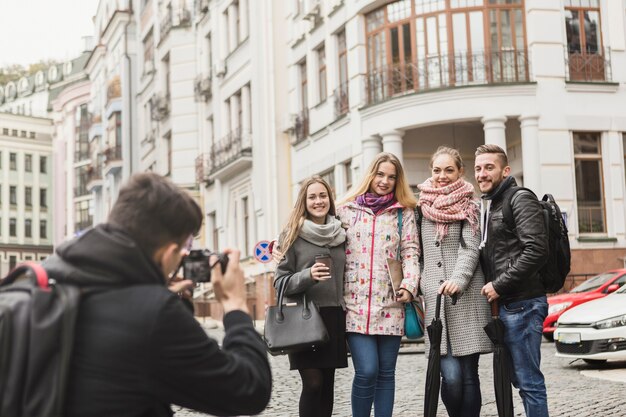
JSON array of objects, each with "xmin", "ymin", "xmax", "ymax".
[
  {"xmin": 616, "ymin": 285, "xmax": 626, "ymax": 294},
  {"xmin": 570, "ymin": 272, "xmax": 619, "ymax": 293}
]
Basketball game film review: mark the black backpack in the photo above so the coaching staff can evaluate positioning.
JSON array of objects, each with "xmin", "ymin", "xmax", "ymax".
[
  {"xmin": 0, "ymin": 262, "xmax": 80, "ymax": 417},
  {"xmin": 502, "ymin": 187, "xmax": 571, "ymax": 293}
]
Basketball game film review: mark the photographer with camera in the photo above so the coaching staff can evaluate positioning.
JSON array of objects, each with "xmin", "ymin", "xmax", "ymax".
[{"xmin": 43, "ymin": 173, "xmax": 271, "ymax": 417}]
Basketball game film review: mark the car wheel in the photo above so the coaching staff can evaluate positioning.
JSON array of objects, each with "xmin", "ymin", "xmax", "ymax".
[
  {"xmin": 583, "ymin": 359, "xmax": 607, "ymax": 365},
  {"xmin": 543, "ymin": 333, "xmax": 554, "ymax": 342}
]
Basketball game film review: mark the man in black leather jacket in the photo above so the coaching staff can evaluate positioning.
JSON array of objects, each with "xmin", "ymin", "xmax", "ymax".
[
  {"xmin": 474, "ymin": 144, "xmax": 550, "ymax": 417},
  {"xmin": 44, "ymin": 173, "xmax": 272, "ymax": 417}
]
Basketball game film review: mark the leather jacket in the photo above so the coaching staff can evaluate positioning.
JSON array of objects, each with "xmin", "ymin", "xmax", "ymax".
[{"xmin": 478, "ymin": 177, "xmax": 548, "ymax": 303}]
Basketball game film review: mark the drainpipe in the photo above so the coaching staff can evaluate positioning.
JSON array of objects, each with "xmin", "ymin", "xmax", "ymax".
[{"xmin": 123, "ymin": 2, "xmax": 134, "ymax": 175}]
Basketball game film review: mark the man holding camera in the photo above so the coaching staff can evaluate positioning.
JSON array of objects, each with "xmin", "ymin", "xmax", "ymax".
[{"xmin": 44, "ymin": 173, "xmax": 272, "ymax": 417}]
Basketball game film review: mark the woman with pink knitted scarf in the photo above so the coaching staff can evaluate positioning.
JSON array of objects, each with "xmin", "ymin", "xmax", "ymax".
[{"xmin": 417, "ymin": 146, "xmax": 492, "ymax": 417}]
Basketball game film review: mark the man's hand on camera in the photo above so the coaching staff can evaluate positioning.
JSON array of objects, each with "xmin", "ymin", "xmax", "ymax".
[
  {"xmin": 211, "ymin": 248, "xmax": 249, "ymax": 314},
  {"xmin": 168, "ymin": 276, "xmax": 194, "ymax": 300}
]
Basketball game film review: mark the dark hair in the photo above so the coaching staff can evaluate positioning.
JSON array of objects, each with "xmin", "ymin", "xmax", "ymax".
[
  {"xmin": 108, "ymin": 173, "xmax": 203, "ymax": 256},
  {"xmin": 475, "ymin": 144, "xmax": 509, "ymax": 167},
  {"xmin": 430, "ymin": 146, "xmax": 464, "ymax": 170}
]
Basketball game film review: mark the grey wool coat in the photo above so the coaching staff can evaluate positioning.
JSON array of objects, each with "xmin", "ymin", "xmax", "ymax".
[
  {"xmin": 274, "ymin": 237, "xmax": 345, "ymax": 308},
  {"xmin": 419, "ymin": 211, "xmax": 493, "ymax": 357}
]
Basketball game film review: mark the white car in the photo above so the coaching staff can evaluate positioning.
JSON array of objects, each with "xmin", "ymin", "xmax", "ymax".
[{"xmin": 554, "ymin": 284, "xmax": 626, "ymax": 364}]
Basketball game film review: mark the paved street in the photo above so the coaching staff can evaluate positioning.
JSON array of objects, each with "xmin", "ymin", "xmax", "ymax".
[{"xmin": 175, "ymin": 323, "xmax": 626, "ymax": 417}]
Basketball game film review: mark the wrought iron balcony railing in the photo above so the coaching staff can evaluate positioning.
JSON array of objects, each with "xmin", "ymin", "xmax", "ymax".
[
  {"xmin": 565, "ymin": 48, "xmax": 611, "ymax": 82},
  {"xmin": 334, "ymin": 81, "xmax": 349, "ymax": 118},
  {"xmin": 103, "ymin": 145, "xmax": 122, "ymax": 164},
  {"xmin": 196, "ymin": 128, "xmax": 253, "ymax": 181},
  {"xmin": 293, "ymin": 109, "xmax": 309, "ymax": 145},
  {"xmin": 366, "ymin": 49, "xmax": 530, "ymax": 105}
]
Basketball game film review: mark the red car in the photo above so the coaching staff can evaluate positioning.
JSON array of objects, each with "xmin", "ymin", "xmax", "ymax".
[{"xmin": 543, "ymin": 269, "xmax": 626, "ymax": 341}]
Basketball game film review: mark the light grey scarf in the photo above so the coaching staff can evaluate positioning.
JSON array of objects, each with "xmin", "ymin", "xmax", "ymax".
[{"xmin": 299, "ymin": 216, "xmax": 346, "ymax": 248}]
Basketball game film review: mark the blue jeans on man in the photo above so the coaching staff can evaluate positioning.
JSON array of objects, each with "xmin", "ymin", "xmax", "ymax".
[
  {"xmin": 346, "ymin": 333, "xmax": 402, "ymax": 417},
  {"xmin": 440, "ymin": 344, "xmax": 481, "ymax": 417},
  {"xmin": 500, "ymin": 295, "xmax": 549, "ymax": 417}
]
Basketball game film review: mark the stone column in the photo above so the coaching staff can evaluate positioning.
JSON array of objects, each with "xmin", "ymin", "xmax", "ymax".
[
  {"xmin": 381, "ymin": 129, "xmax": 405, "ymax": 164},
  {"xmin": 481, "ymin": 115, "xmax": 507, "ymax": 151},
  {"xmin": 519, "ymin": 114, "xmax": 541, "ymax": 193},
  {"xmin": 361, "ymin": 136, "xmax": 382, "ymax": 170}
]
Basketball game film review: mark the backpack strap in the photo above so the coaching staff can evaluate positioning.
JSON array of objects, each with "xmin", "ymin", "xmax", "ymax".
[
  {"xmin": 502, "ymin": 186, "xmax": 538, "ymax": 231},
  {"xmin": 415, "ymin": 205, "xmax": 423, "ymax": 263},
  {"xmin": 1, "ymin": 262, "xmax": 49, "ymax": 290}
]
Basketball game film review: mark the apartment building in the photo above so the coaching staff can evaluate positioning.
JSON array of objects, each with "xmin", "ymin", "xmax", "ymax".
[
  {"xmin": 0, "ymin": 113, "xmax": 53, "ymax": 275},
  {"xmin": 285, "ymin": 0, "xmax": 626, "ymax": 275}
]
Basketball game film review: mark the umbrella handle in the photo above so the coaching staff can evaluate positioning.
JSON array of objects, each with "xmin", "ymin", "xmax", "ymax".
[{"xmin": 490, "ymin": 300, "xmax": 499, "ymax": 317}]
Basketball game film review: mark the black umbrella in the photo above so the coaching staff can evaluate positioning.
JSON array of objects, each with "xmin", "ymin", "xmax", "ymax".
[
  {"xmin": 483, "ymin": 300, "xmax": 514, "ymax": 417},
  {"xmin": 424, "ymin": 293, "xmax": 444, "ymax": 417}
]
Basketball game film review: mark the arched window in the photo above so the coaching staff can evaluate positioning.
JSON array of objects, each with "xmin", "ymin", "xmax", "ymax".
[{"xmin": 365, "ymin": 0, "xmax": 528, "ymax": 104}]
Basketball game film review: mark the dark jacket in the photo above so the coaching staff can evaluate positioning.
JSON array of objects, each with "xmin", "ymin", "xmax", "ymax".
[
  {"xmin": 274, "ymin": 237, "xmax": 345, "ymax": 308},
  {"xmin": 43, "ymin": 224, "xmax": 271, "ymax": 417},
  {"xmin": 479, "ymin": 177, "xmax": 548, "ymax": 303}
]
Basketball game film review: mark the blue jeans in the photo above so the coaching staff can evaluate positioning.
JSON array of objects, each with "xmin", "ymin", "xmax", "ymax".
[
  {"xmin": 500, "ymin": 296, "xmax": 549, "ymax": 417},
  {"xmin": 440, "ymin": 345, "xmax": 481, "ymax": 417},
  {"xmin": 346, "ymin": 333, "xmax": 402, "ymax": 417}
]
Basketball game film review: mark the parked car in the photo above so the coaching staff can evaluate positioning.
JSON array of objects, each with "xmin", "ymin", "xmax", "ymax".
[
  {"xmin": 543, "ymin": 269, "xmax": 626, "ymax": 341},
  {"xmin": 554, "ymin": 284, "xmax": 626, "ymax": 365}
]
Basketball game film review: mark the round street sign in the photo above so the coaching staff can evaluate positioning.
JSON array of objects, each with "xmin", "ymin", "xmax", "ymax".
[{"xmin": 254, "ymin": 240, "xmax": 272, "ymax": 263}]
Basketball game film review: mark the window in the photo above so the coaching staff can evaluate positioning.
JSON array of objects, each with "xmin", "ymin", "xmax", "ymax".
[
  {"xmin": 208, "ymin": 211, "xmax": 219, "ymax": 250},
  {"xmin": 164, "ymin": 133, "xmax": 172, "ymax": 176},
  {"xmin": 143, "ymin": 30, "xmax": 154, "ymax": 67},
  {"xmin": 25, "ymin": 187, "xmax": 32, "ymax": 206},
  {"xmin": 11, "ymin": 129, "xmax": 17, "ymax": 136},
  {"xmin": 10, "ymin": 153, "xmax": 16, "ymax": 170},
  {"xmin": 74, "ymin": 166, "xmax": 89, "ymax": 196},
  {"xmin": 2, "ymin": 128, "xmax": 7, "ymax": 135},
  {"xmin": 345, "ymin": 161, "xmax": 353, "ymax": 192},
  {"xmin": 40, "ymin": 156, "xmax": 47, "ymax": 173},
  {"xmin": 40, "ymin": 220, "xmax": 47, "ymax": 239},
  {"xmin": 9, "ymin": 256, "xmax": 16, "ymax": 270},
  {"xmin": 40, "ymin": 188, "xmax": 47, "ymax": 208},
  {"xmin": 564, "ymin": 0, "xmax": 604, "ymax": 81},
  {"xmin": 320, "ymin": 169, "xmax": 336, "ymax": 197},
  {"xmin": 317, "ymin": 44, "xmax": 327, "ymax": 103},
  {"xmin": 365, "ymin": 0, "xmax": 527, "ymax": 104},
  {"xmin": 74, "ymin": 200, "xmax": 93, "ymax": 232},
  {"xmin": 574, "ymin": 132, "xmax": 605, "ymax": 234},
  {"xmin": 20, "ymin": 130, "xmax": 26, "ymax": 138},
  {"xmin": 25, "ymin": 154, "xmax": 32, "ymax": 172},
  {"xmin": 10, "ymin": 218, "xmax": 16, "ymax": 237},
  {"xmin": 10, "ymin": 186, "xmax": 16, "ymax": 205},
  {"xmin": 75, "ymin": 104, "xmax": 90, "ymax": 161},
  {"xmin": 25, "ymin": 219, "xmax": 32, "ymax": 238},
  {"xmin": 29, "ymin": 131, "xmax": 35, "ymax": 139},
  {"xmin": 336, "ymin": 30, "xmax": 349, "ymax": 115}
]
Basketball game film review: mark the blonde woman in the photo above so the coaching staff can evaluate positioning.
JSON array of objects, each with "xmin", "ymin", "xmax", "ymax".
[
  {"xmin": 274, "ymin": 176, "xmax": 347, "ymax": 417},
  {"xmin": 417, "ymin": 146, "xmax": 492, "ymax": 417},
  {"xmin": 337, "ymin": 152, "xmax": 419, "ymax": 417}
]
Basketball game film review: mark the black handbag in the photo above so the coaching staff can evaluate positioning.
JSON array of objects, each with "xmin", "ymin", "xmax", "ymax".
[{"xmin": 263, "ymin": 276, "xmax": 329, "ymax": 356}]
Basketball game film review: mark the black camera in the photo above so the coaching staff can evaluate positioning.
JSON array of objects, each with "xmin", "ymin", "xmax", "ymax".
[{"xmin": 181, "ymin": 249, "xmax": 229, "ymax": 283}]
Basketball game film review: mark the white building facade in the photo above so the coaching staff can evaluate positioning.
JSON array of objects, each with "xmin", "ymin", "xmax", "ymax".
[
  {"xmin": 0, "ymin": 113, "xmax": 54, "ymax": 275},
  {"xmin": 285, "ymin": 0, "xmax": 626, "ymax": 275}
]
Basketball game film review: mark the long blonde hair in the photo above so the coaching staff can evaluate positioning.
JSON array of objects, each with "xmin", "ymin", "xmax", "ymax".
[
  {"xmin": 341, "ymin": 152, "xmax": 417, "ymax": 208},
  {"xmin": 278, "ymin": 176, "xmax": 337, "ymax": 255}
]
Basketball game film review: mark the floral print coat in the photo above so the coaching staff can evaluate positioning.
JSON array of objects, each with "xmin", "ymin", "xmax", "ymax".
[{"xmin": 337, "ymin": 201, "xmax": 420, "ymax": 336}]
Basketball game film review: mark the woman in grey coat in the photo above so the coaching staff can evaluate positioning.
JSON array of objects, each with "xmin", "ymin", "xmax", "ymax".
[
  {"xmin": 274, "ymin": 176, "xmax": 347, "ymax": 417},
  {"xmin": 417, "ymin": 146, "xmax": 492, "ymax": 417}
]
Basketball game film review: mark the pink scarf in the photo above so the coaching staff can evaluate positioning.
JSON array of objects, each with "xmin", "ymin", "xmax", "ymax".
[{"xmin": 417, "ymin": 178, "xmax": 479, "ymax": 241}]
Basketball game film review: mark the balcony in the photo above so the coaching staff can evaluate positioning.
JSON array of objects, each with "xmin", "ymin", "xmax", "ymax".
[
  {"xmin": 565, "ymin": 48, "xmax": 611, "ymax": 82},
  {"xmin": 333, "ymin": 81, "xmax": 349, "ymax": 118},
  {"xmin": 292, "ymin": 109, "xmax": 309, "ymax": 146},
  {"xmin": 196, "ymin": 128, "xmax": 252, "ymax": 182},
  {"xmin": 149, "ymin": 93, "xmax": 170, "ymax": 121},
  {"xmin": 194, "ymin": 73, "xmax": 212, "ymax": 102},
  {"xmin": 103, "ymin": 145, "xmax": 123, "ymax": 175},
  {"xmin": 365, "ymin": 49, "xmax": 530, "ymax": 106},
  {"xmin": 86, "ymin": 161, "xmax": 103, "ymax": 192},
  {"xmin": 160, "ymin": 7, "xmax": 192, "ymax": 40},
  {"xmin": 106, "ymin": 76, "xmax": 121, "ymax": 104}
]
